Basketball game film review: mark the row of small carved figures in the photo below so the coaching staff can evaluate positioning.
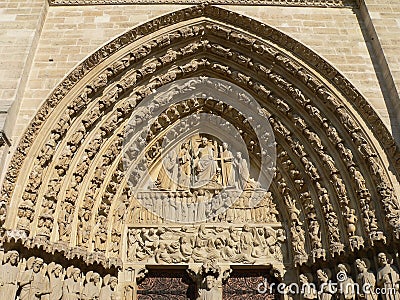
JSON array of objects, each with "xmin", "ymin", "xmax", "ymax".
[
  {"xmin": 298, "ymin": 253, "xmax": 400, "ymax": 299},
  {"xmin": 133, "ymin": 196, "xmax": 279, "ymax": 214},
  {"xmin": 135, "ymin": 190, "xmax": 278, "ymax": 210},
  {"xmin": 0, "ymin": 251, "xmax": 118, "ymax": 299}
]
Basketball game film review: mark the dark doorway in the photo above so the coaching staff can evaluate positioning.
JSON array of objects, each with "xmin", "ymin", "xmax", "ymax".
[
  {"xmin": 137, "ymin": 268, "xmax": 196, "ymax": 299},
  {"xmin": 223, "ymin": 269, "xmax": 280, "ymax": 300}
]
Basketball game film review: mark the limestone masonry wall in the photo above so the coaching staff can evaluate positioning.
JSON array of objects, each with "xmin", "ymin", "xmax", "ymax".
[
  {"xmin": 1, "ymin": 2, "xmax": 399, "ymax": 166},
  {"xmin": 363, "ymin": 0, "xmax": 400, "ymax": 142},
  {"xmin": 0, "ymin": 0, "xmax": 47, "ymax": 138}
]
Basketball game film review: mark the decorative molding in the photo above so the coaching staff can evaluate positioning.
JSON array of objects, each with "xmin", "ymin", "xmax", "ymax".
[
  {"xmin": 48, "ymin": 0, "xmax": 357, "ymax": 8},
  {"xmin": 2, "ymin": 231, "xmax": 122, "ymax": 269},
  {"xmin": 3, "ymin": 5, "xmax": 397, "ymax": 215}
]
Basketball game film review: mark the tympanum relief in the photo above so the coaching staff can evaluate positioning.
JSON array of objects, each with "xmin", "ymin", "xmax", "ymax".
[
  {"xmin": 121, "ymin": 109, "xmax": 286, "ymax": 268},
  {"xmin": 127, "ymin": 133, "xmax": 278, "ymax": 223}
]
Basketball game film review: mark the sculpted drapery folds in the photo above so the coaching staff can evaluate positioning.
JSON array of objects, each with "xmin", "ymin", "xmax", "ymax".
[
  {"xmin": 19, "ymin": 258, "xmax": 50, "ymax": 300},
  {"xmin": 337, "ymin": 264, "xmax": 355, "ymax": 300},
  {"xmin": 127, "ymin": 225, "xmax": 286, "ymax": 264},
  {"xmin": 48, "ymin": 263, "xmax": 63, "ymax": 300},
  {"xmin": 376, "ymin": 253, "xmax": 400, "ymax": 300},
  {"xmin": 156, "ymin": 149, "xmax": 179, "ymax": 191},
  {"xmin": 235, "ymin": 152, "xmax": 250, "ymax": 190},
  {"xmin": 317, "ymin": 269, "xmax": 334, "ymax": 300},
  {"xmin": 82, "ymin": 272, "xmax": 101, "ymax": 300},
  {"xmin": 299, "ymin": 274, "xmax": 317, "ymax": 300},
  {"xmin": 197, "ymin": 275, "xmax": 219, "ymax": 300},
  {"xmin": 195, "ymin": 137, "xmax": 218, "ymax": 188},
  {"xmin": 0, "ymin": 250, "xmax": 398, "ymax": 299},
  {"xmin": 0, "ymin": 252, "xmax": 121, "ymax": 300},
  {"xmin": 178, "ymin": 142, "xmax": 192, "ymax": 189},
  {"xmin": 0, "ymin": 250, "xmax": 19, "ymax": 299},
  {"xmin": 355, "ymin": 259, "xmax": 377, "ymax": 300},
  {"xmin": 153, "ymin": 134, "xmax": 261, "ymax": 195},
  {"xmin": 221, "ymin": 142, "xmax": 236, "ymax": 188},
  {"xmin": 99, "ymin": 275, "xmax": 118, "ymax": 300},
  {"xmin": 63, "ymin": 267, "xmax": 81, "ymax": 300}
]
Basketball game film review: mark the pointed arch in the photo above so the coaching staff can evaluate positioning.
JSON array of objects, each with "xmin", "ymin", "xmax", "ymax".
[{"xmin": 1, "ymin": 5, "xmax": 400, "ymax": 272}]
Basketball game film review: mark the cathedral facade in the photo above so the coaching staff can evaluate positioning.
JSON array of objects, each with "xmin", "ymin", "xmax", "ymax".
[{"xmin": 0, "ymin": 0, "xmax": 400, "ymax": 299}]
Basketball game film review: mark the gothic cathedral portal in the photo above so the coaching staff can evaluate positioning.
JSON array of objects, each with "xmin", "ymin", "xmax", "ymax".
[{"xmin": 0, "ymin": 3, "xmax": 400, "ymax": 300}]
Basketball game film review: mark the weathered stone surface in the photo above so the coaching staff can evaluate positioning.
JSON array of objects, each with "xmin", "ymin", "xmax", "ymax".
[{"xmin": 0, "ymin": 3, "xmax": 399, "ymax": 300}]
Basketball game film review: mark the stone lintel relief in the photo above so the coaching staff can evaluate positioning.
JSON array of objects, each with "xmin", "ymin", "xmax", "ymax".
[
  {"xmin": 129, "ymin": 189, "xmax": 280, "ymax": 225},
  {"xmin": 126, "ymin": 224, "xmax": 287, "ymax": 267}
]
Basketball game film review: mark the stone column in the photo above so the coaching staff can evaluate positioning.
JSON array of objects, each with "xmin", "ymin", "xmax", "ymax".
[{"xmin": 119, "ymin": 265, "xmax": 147, "ymax": 300}]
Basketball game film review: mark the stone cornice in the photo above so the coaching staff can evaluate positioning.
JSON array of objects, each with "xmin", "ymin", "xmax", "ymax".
[{"xmin": 48, "ymin": 0, "xmax": 357, "ymax": 8}]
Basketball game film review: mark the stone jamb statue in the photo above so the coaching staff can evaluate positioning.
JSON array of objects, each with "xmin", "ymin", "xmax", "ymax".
[
  {"xmin": 376, "ymin": 253, "xmax": 400, "ymax": 300},
  {"xmin": 0, "ymin": 250, "xmax": 20, "ymax": 299}
]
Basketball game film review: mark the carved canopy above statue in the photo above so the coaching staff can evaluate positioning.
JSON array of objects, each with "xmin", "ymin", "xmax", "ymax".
[{"xmin": 1, "ymin": 5, "xmax": 400, "ymax": 296}]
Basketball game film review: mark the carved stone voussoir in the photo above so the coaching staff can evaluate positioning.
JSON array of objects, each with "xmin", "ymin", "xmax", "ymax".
[
  {"xmin": 48, "ymin": 0, "xmax": 357, "ymax": 8},
  {"xmin": 3, "ymin": 6, "xmax": 399, "ymax": 226}
]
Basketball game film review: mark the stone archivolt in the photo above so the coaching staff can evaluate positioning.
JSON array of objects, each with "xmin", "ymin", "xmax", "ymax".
[
  {"xmin": 4, "ymin": 33, "xmax": 399, "ymax": 252},
  {"xmin": 0, "ymin": 4, "xmax": 400, "ymax": 299}
]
